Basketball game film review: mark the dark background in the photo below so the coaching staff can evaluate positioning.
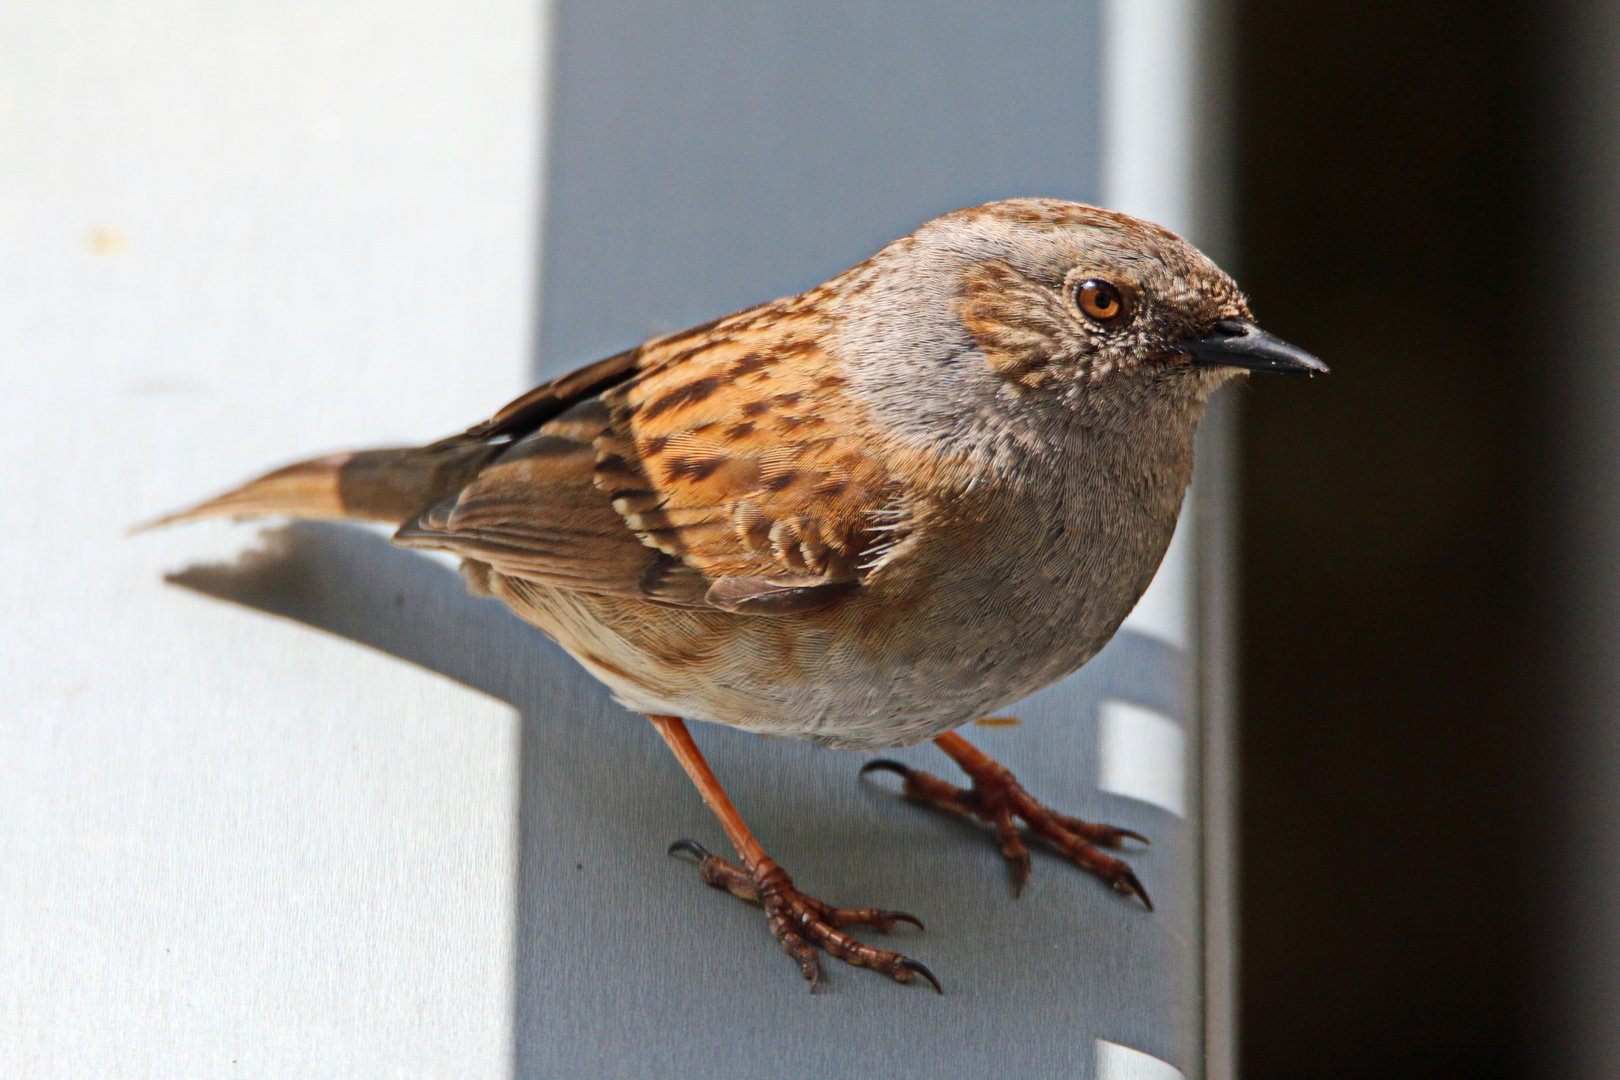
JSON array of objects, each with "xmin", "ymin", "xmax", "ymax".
[{"xmin": 1232, "ymin": 2, "xmax": 1540, "ymax": 1076}]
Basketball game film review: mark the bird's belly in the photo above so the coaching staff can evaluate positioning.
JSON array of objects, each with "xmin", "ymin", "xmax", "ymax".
[{"xmin": 486, "ymin": 535, "xmax": 1156, "ymax": 750}]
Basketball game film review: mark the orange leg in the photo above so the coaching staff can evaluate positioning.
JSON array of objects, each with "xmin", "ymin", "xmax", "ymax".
[
  {"xmin": 646, "ymin": 714, "xmax": 940, "ymax": 993},
  {"xmin": 863, "ymin": 728, "xmax": 1152, "ymax": 908}
]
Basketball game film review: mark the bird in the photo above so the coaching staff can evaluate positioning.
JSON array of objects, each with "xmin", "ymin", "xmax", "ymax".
[{"xmin": 145, "ymin": 198, "xmax": 1325, "ymax": 994}]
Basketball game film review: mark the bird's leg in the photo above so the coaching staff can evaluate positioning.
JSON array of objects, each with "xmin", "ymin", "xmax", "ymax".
[
  {"xmin": 646, "ymin": 714, "xmax": 939, "ymax": 993},
  {"xmin": 862, "ymin": 729, "xmax": 1153, "ymax": 908}
]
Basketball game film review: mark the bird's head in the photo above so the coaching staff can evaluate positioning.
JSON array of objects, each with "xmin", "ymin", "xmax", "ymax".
[
  {"xmin": 948, "ymin": 199, "xmax": 1325, "ymax": 395},
  {"xmin": 834, "ymin": 198, "xmax": 1324, "ymax": 458}
]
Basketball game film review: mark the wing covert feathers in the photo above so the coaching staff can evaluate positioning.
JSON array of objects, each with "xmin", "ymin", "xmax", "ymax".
[
  {"xmin": 589, "ymin": 298, "xmax": 908, "ymax": 590},
  {"xmin": 403, "ymin": 296, "xmax": 915, "ymax": 612},
  {"xmin": 154, "ymin": 295, "xmax": 917, "ymax": 616}
]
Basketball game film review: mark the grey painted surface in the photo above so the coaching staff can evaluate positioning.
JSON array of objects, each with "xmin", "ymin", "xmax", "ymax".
[{"xmin": 537, "ymin": 2, "xmax": 1104, "ymax": 367}]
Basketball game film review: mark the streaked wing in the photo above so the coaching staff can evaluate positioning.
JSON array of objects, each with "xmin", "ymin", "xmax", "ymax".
[
  {"xmin": 396, "ymin": 395, "xmax": 710, "ymax": 607},
  {"xmin": 396, "ymin": 294, "xmax": 912, "ymax": 614}
]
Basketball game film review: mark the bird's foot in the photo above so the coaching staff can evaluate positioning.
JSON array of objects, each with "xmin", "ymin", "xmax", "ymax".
[
  {"xmin": 668, "ymin": 839, "xmax": 940, "ymax": 993},
  {"xmin": 861, "ymin": 732, "xmax": 1152, "ymax": 908}
]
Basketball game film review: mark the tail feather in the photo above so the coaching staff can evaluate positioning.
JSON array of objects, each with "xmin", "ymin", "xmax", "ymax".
[{"xmin": 136, "ymin": 441, "xmax": 500, "ymax": 533}]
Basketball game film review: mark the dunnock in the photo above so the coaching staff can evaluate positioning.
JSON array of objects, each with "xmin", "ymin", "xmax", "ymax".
[{"xmin": 148, "ymin": 199, "xmax": 1324, "ymax": 991}]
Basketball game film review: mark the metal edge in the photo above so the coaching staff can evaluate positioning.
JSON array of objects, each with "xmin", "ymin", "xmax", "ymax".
[{"xmin": 1189, "ymin": 0, "xmax": 1241, "ymax": 1076}]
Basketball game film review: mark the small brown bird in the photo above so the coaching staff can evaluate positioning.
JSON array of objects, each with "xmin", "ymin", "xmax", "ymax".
[{"xmin": 149, "ymin": 199, "xmax": 1324, "ymax": 992}]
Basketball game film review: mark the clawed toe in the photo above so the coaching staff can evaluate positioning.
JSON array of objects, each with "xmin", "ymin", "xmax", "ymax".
[
  {"xmin": 898, "ymin": 957, "xmax": 943, "ymax": 994},
  {"xmin": 1113, "ymin": 866, "xmax": 1154, "ymax": 911},
  {"xmin": 667, "ymin": 837, "xmax": 713, "ymax": 861},
  {"xmin": 668, "ymin": 842, "xmax": 937, "ymax": 992},
  {"xmin": 1055, "ymin": 815, "xmax": 1150, "ymax": 849},
  {"xmin": 858, "ymin": 758, "xmax": 913, "ymax": 780},
  {"xmin": 864, "ymin": 731, "xmax": 1154, "ymax": 910}
]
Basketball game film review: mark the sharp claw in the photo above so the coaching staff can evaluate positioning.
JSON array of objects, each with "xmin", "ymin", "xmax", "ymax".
[
  {"xmin": 900, "ymin": 958, "xmax": 943, "ymax": 994},
  {"xmin": 1089, "ymin": 827, "xmax": 1152, "ymax": 849},
  {"xmin": 891, "ymin": 911, "xmax": 926, "ymax": 931},
  {"xmin": 1116, "ymin": 868, "xmax": 1154, "ymax": 912},
  {"xmin": 667, "ymin": 838, "xmax": 712, "ymax": 862},
  {"xmin": 1009, "ymin": 854, "xmax": 1032, "ymax": 899},
  {"xmin": 859, "ymin": 758, "xmax": 913, "ymax": 780}
]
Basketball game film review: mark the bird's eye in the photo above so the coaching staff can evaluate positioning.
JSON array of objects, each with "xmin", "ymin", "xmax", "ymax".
[{"xmin": 1075, "ymin": 279, "xmax": 1132, "ymax": 326}]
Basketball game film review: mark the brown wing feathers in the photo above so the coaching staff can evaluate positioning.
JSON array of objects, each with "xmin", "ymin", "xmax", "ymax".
[
  {"xmin": 154, "ymin": 303, "xmax": 902, "ymax": 616},
  {"xmin": 459, "ymin": 346, "xmax": 641, "ymax": 443},
  {"xmin": 142, "ymin": 348, "xmax": 645, "ymax": 533},
  {"xmin": 394, "ymin": 398, "xmax": 710, "ymax": 606},
  {"xmin": 587, "ymin": 303, "xmax": 903, "ymax": 611}
]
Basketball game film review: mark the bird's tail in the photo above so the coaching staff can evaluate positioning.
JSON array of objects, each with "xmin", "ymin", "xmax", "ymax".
[{"xmin": 135, "ymin": 439, "xmax": 498, "ymax": 533}]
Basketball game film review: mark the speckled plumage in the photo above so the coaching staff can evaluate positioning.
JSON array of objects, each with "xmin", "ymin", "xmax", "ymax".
[
  {"xmin": 160, "ymin": 199, "xmax": 1251, "ymax": 749},
  {"xmin": 153, "ymin": 198, "xmax": 1322, "ymax": 990}
]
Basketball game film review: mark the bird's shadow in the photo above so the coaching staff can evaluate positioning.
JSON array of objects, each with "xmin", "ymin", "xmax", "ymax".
[
  {"xmin": 168, "ymin": 521, "xmax": 583, "ymax": 712},
  {"xmin": 167, "ymin": 521, "xmax": 1191, "ymax": 1078}
]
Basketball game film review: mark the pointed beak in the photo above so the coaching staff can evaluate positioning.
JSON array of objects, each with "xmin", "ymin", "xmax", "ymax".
[{"xmin": 1177, "ymin": 319, "xmax": 1329, "ymax": 375}]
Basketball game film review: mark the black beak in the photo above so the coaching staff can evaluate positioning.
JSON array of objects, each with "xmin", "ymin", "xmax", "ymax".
[{"xmin": 1177, "ymin": 319, "xmax": 1329, "ymax": 374}]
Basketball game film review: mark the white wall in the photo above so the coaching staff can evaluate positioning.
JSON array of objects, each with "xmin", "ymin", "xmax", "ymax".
[{"xmin": 0, "ymin": 3, "xmax": 540, "ymax": 1075}]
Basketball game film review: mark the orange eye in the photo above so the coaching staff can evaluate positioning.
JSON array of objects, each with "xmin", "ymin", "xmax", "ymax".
[{"xmin": 1075, "ymin": 279, "xmax": 1132, "ymax": 325}]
